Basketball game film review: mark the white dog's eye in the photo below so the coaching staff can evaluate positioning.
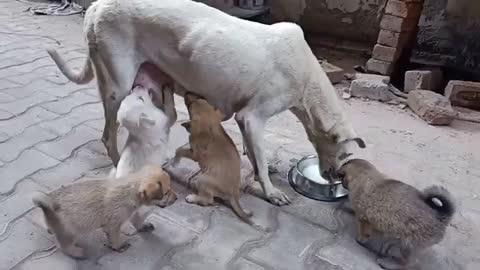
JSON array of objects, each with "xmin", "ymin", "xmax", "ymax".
[{"xmin": 137, "ymin": 96, "xmax": 145, "ymax": 102}]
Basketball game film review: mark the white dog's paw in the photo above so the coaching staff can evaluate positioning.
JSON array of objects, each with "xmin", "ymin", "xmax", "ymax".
[{"xmin": 266, "ymin": 187, "xmax": 291, "ymax": 206}]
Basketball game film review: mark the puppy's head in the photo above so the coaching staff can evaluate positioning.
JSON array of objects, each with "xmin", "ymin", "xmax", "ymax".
[
  {"xmin": 117, "ymin": 86, "xmax": 159, "ymax": 132},
  {"xmin": 137, "ymin": 165, "xmax": 177, "ymax": 206},
  {"xmin": 337, "ymin": 159, "xmax": 376, "ymax": 189}
]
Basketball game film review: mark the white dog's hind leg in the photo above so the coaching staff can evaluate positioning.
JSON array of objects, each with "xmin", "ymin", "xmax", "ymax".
[{"xmin": 235, "ymin": 110, "xmax": 291, "ymax": 206}]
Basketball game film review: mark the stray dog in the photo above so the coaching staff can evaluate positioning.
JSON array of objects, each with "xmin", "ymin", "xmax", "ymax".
[
  {"xmin": 32, "ymin": 164, "xmax": 177, "ymax": 259},
  {"xmin": 338, "ymin": 159, "xmax": 455, "ymax": 269},
  {"xmin": 110, "ymin": 86, "xmax": 176, "ymax": 178},
  {"xmin": 47, "ymin": 0, "xmax": 365, "ymax": 205},
  {"xmin": 173, "ymin": 93, "xmax": 252, "ymax": 222}
]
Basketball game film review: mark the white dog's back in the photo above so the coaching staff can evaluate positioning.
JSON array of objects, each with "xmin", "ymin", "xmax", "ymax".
[{"xmin": 112, "ymin": 87, "xmax": 173, "ymax": 178}]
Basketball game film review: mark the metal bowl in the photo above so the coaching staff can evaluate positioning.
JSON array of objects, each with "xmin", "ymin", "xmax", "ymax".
[{"xmin": 288, "ymin": 155, "xmax": 348, "ymax": 201}]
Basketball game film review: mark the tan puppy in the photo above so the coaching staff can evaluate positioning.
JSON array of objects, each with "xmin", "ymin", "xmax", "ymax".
[
  {"xmin": 32, "ymin": 164, "xmax": 177, "ymax": 259},
  {"xmin": 338, "ymin": 159, "xmax": 455, "ymax": 269},
  {"xmin": 173, "ymin": 93, "xmax": 252, "ymax": 222}
]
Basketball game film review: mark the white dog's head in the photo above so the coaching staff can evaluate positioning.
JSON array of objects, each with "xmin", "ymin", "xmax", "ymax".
[{"xmin": 117, "ymin": 86, "xmax": 163, "ymax": 133}]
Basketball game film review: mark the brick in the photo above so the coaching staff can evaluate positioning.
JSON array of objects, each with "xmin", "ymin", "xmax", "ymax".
[
  {"xmin": 408, "ymin": 90, "xmax": 457, "ymax": 125},
  {"xmin": 0, "ymin": 92, "xmax": 57, "ymax": 116},
  {"xmin": 166, "ymin": 212, "xmax": 262, "ymax": 270},
  {"xmin": 0, "ymin": 218, "xmax": 54, "ymax": 269},
  {"xmin": 404, "ymin": 69, "xmax": 444, "ymax": 93},
  {"xmin": 444, "ymin": 80, "xmax": 480, "ymax": 110},
  {"xmin": 353, "ymin": 73, "xmax": 390, "ymax": 84},
  {"xmin": 319, "ymin": 60, "xmax": 344, "ymax": 84},
  {"xmin": 372, "ymin": 44, "xmax": 402, "ymax": 62},
  {"xmin": 380, "ymin": 15, "xmax": 417, "ymax": 32},
  {"xmin": 0, "ymin": 107, "xmax": 58, "ymax": 137},
  {"xmin": 385, "ymin": 0, "xmax": 423, "ymax": 19},
  {"xmin": 0, "ymin": 78, "xmax": 20, "ymax": 90},
  {"xmin": 249, "ymin": 212, "xmax": 334, "ymax": 270},
  {"xmin": 35, "ymin": 125, "xmax": 100, "ymax": 161},
  {"xmin": 377, "ymin": 29, "xmax": 410, "ymax": 48},
  {"xmin": 39, "ymin": 103, "xmax": 103, "ymax": 135},
  {"xmin": 0, "ymin": 180, "xmax": 46, "ymax": 227},
  {"xmin": 350, "ymin": 79, "xmax": 396, "ymax": 102},
  {"xmin": 96, "ymin": 211, "xmax": 199, "ymax": 269},
  {"xmin": 40, "ymin": 91, "xmax": 98, "ymax": 115},
  {"xmin": 366, "ymin": 58, "xmax": 394, "ymax": 75},
  {"xmin": 0, "ymin": 126, "xmax": 57, "ymax": 162},
  {"xmin": 0, "ymin": 149, "xmax": 59, "ymax": 193},
  {"xmin": 19, "ymin": 251, "xmax": 78, "ymax": 270},
  {"xmin": 30, "ymin": 148, "xmax": 111, "ymax": 189}
]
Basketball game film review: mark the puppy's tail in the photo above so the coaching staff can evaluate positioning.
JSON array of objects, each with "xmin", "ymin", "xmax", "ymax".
[
  {"xmin": 32, "ymin": 192, "xmax": 63, "ymax": 232},
  {"xmin": 47, "ymin": 48, "xmax": 94, "ymax": 84},
  {"xmin": 229, "ymin": 197, "xmax": 253, "ymax": 224},
  {"xmin": 422, "ymin": 185, "xmax": 456, "ymax": 223}
]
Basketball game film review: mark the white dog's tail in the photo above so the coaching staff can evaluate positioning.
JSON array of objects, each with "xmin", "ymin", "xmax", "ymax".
[{"xmin": 47, "ymin": 48, "xmax": 94, "ymax": 84}]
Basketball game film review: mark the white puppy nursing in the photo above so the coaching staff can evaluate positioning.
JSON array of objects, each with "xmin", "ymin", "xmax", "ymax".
[{"xmin": 111, "ymin": 86, "xmax": 176, "ymax": 178}]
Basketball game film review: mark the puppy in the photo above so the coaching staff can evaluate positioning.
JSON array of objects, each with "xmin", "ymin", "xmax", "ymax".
[
  {"xmin": 110, "ymin": 86, "xmax": 176, "ymax": 178},
  {"xmin": 32, "ymin": 164, "xmax": 177, "ymax": 259},
  {"xmin": 173, "ymin": 93, "xmax": 252, "ymax": 222},
  {"xmin": 338, "ymin": 159, "xmax": 455, "ymax": 269}
]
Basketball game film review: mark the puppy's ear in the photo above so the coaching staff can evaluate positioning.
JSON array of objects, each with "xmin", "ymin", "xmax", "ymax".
[
  {"xmin": 181, "ymin": 121, "xmax": 191, "ymax": 132},
  {"xmin": 139, "ymin": 112, "xmax": 156, "ymax": 128},
  {"xmin": 138, "ymin": 182, "xmax": 161, "ymax": 203},
  {"xmin": 214, "ymin": 109, "xmax": 224, "ymax": 120}
]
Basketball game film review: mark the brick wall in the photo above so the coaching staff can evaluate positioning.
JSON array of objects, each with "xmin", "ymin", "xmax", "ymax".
[{"xmin": 366, "ymin": 0, "xmax": 424, "ymax": 75}]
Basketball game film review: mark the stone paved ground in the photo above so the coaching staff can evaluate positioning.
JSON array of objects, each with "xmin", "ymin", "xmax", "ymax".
[{"xmin": 1, "ymin": 1, "xmax": 480, "ymax": 270}]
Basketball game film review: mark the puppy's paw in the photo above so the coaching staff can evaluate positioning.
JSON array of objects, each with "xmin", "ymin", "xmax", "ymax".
[
  {"xmin": 109, "ymin": 242, "xmax": 131, "ymax": 253},
  {"xmin": 64, "ymin": 245, "xmax": 87, "ymax": 260},
  {"xmin": 266, "ymin": 187, "xmax": 291, "ymax": 206},
  {"xmin": 376, "ymin": 257, "xmax": 406, "ymax": 270},
  {"xmin": 137, "ymin": 222, "xmax": 155, "ymax": 233}
]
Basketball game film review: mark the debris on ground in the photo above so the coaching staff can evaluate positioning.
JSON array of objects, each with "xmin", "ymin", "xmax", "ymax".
[
  {"xmin": 29, "ymin": 0, "xmax": 83, "ymax": 16},
  {"xmin": 350, "ymin": 78, "xmax": 395, "ymax": 102},
  {"xmin": 407, "ymin": 90, "xmax": 457, "ymax": 125},
  {"xmin": 404, "ymin": 68, "xmax": 443, "ymax": 93},
  {"xmin": 319, "ymin": 60, "xmax": 344, "ymax": 84},
  {"xmin": 353, "ymin": 73, "xmax": 390, "ymax": 84},
  {"xmin": 444, "ymin": 80, "xmax": 480, "ymax": 111},
  {"xmin": 454, "ymin": 106, "xmax": 480, "ymax": 123}
]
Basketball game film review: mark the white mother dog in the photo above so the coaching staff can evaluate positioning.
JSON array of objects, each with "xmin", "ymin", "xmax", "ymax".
[{"xmin": 47, "ymin": 0, "xmax": 365, "ymax": 205}]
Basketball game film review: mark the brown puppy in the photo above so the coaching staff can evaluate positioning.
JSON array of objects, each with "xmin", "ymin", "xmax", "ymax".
[
  {"xmin": 173, "ymin": 93, "xmax": 252, "ymax": 222},
  {"xmin": 32, "ymin": 164, "xmax": 177, "ymax": 259},
  {"xmin": 338, "ymin": 159, "xmax": 455, "ymax": 269}
]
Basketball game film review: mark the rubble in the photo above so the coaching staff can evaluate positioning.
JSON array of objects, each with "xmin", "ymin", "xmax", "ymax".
[
  {"xmin": 454, "ymin": 106, "xmax": 480, "ymax": 123},
  {"xmin": 350, "ymin": 78, "xmax": 396, "ymax": 102},
  {"xmin": 366, "ymin": 58, "xmax": 393, "ymax": 75},
  {"xmin": 353, "ymin": 73, "xmax": 390, "ymax": 84},
  {"xmin": 407, "ymin": 90, "xmax": 457, "ymax": 125},
  {"xmin": 444, "ymin": 80, "xmax": 480, "ymax": 110},
  {"xmin": 319, "ymin": 60, "xmax": 344, "ymax": 84},
  {"xmin": 404, "ymin": 69, "xmax": 443, "ymax": 93}
]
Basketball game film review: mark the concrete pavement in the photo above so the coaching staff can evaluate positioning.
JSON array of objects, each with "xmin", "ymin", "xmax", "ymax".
[{"xmin": 0, "ymin": 1, "xmax": 479, "ymax": 269}]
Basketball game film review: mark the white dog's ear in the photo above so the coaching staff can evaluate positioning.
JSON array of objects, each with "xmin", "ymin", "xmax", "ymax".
[{"xmin": 139, "ymin": 112, "xmax": 156, "ymax": 128}]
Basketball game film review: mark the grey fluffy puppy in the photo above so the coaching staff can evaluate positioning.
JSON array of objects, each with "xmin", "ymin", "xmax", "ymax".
[
  {"xmin": 32, "ymin": 164, "xmax": 177, "ymax": 259},
  {"xmin": 338, "ymin": 159, "xmax": 455, "ymax": 269}
]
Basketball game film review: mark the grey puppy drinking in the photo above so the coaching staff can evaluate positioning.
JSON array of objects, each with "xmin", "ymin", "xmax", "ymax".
[{"xmin": 338, "ymin": 159, "xmax": 455, "ymax": 269}]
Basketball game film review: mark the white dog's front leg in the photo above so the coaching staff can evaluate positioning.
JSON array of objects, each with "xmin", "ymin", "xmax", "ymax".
[
  {"xmin": 235, "ymin": 111, "xmax": 291, "ymax": 206},
  {"xmin": 162, "ymin": 87, "xmax": 177, "ymax": 128}
]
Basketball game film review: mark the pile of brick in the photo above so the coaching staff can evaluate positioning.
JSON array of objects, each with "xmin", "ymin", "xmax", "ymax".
[
  {"xmin": 405, "ymin": 69, "xmax": 480, "ymax": 125},
  {"xmin": 366, "ymin": 0, "xmax": 424, "ymax": 75}
]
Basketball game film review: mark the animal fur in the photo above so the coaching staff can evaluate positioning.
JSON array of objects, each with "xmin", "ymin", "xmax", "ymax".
[
  {"xmin": 32, "ymin": 164, "xmax": 177, "ymax": 259},
  {"xmin": 110, "ymin": 85, "xmax": 176, "ymax": 178},
  {"xmin": 338, "ymin": 159, "xmax": 455, "ymax": 269},
  {"xmin": 47, "ymin": 0, "xmax": 365, "ymax": 206},
  {"xmin": 173, "ymin": 93, "xmax": 252, "ymax": 222}
]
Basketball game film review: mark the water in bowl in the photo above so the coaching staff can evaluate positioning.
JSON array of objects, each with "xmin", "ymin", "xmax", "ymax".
[{"xmin": 302, "ymin": 164, "xmax": 329, "ymax": 184}]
